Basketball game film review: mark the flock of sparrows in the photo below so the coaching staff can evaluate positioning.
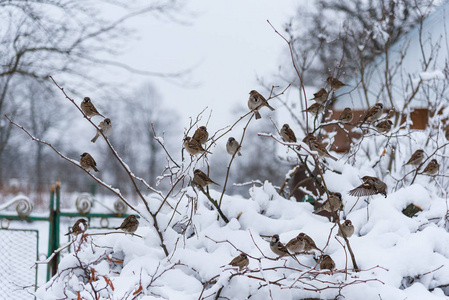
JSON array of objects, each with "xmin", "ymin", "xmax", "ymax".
[
  {"xmin": 66, "ymin": 215, "xmax": 140, "ymax": 237},
  {"xmin": 227, "ymin": 222, "xmax": 355, "ymax": 272},
  {"xmin": 79, "ymin": 97, "xmax": 112, "ymax": 173}
]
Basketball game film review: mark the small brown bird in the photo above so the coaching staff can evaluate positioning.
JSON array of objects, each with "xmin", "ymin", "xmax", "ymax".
[
  {"xmin": 183, "ymin": 137, "xmax": 211, "ymax": 156},
  {"xmin": 115, "ymin": 215, "xmax": 139, "ymax": 234},
  {"xmin": 91, "ymin": 118, "xmax": 112, "ymax": 143},
  {"xmin": 286, "ymin": 234, "xmax": 305, "ymax": 254},
  {"xmin": 192, "ymin": 169, "xmax": 219, "ymax": 188},
  {"xmin": 375, "ymin": 120, "xmax": 393, "ymax": 133},
  {"xmin": 80, "ymin": 152, "xmax": 99, "ymax": 172},
  {"xmin": 81, "ymin": 97, "xmax": 105, "ymax": 118},
  {"xmin": 327, "ymin": 77, "xmax": 347, "ymax": 91},
  {"xmin": 311, "ymin": 88, "xmax": 329, "ymax": 104},
  {"xmin": 360, "ymin": 103, "xmax": 384, "ymax": 125},
  {"xmin": 270, "ymin": 234, "xmax": 289, "ymax": 257},
  {"xmin": 337, "ymin": 220, "xmax": 354, "ymax": 238},
  {"xmin": 404, "ymin": 149, "xmax": 425, "ymax": 166},
  {"xmin": 319, "ymin": 254, "xmax": 336, "ymax": 271},
  {"xmin": 302, "ymin": 134, "xmax": 338, "ymax": 161},
  {"xmin": 315, "ymin": 192, "xmax": 342, "ymax": 213},
  {"xmin": 422, "ymin": 159, "xmax": 439, "ymax": 175},
  {"xmin": 228, "ymin": 253, "xmax": 249, "ymax": 270},
  {"xmin": 192, "ymin": 126, "xmax": 209, "ymax": 145},
  {"xmin": 280, "ymin": 124, "xmax": 297, "ymax": 143},
  {"xmin": 226, "ymin": 137, "xmax": 242, "ymax": 156},
  {"xmin": 297, "ymin": 232, "xmax": 320, "ymax": 252},
  {"xmin": 348, "ymin": 176, "xmax": 387, "ymax": 198},
  {"xmin": 303, "ymin": 102, "xmax": 325, "ymax": 116},
  {"xmin": 65, "ymin": 219, "xmax": 88, "ymax": 236},
  {"xmin": 248, "ymin": 90, "xmax": 275, "ymax": 120},
  {"xmin": 338, "ymin": 108, "xmax": 353, "ymax": 123}
]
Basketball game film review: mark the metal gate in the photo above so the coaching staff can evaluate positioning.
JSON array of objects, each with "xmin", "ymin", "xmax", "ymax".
[
  {"xmin": 0, "ymin": 229, "xmax": 38, "ymax": 300},
  {"xmin": 0, "ymin": 181, "xmax": 129, "ymax": 299}
]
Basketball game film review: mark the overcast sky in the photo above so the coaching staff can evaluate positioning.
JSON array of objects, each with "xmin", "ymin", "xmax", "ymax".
[{"xmin": 112, "ymin": 0, "xmax": 301, "ymax": 132}]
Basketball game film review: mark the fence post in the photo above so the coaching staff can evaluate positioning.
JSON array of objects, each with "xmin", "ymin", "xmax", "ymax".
[{"xmin": 47, "ymin": 183, "xmax": 55, "ymax": 281}]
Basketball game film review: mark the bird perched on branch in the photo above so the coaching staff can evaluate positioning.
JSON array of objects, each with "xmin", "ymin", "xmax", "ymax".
[
  {"xmin": 248, "ymin": 90, "xmax": 275, "ymax": 120},
  {"xmin": 80, "ymin": 152, "xmax": 99, "ymax": 172},
  {"xmin": 280, "ymin": 124, "xmax": 297, "ymax": 143},
  {"xmin": 192, "ymin": 126, "xmax": 209, "ymax": 145},
  {"xmin": 403, "ymin": 149, "xmax": 424, "ymax": 167},
  {"xmin": 315, "ymin": 192, "xmax": 342, "ymax": 213},
  {"xmin": 422, "ymin": 159, "xmax": 439, "ymax": 175},
  {"xmin": 319, "ymin": 254, "xmax": 335, "ymax": 271},
  {"xmin": 297, "ymin": 232, "xmax": 321, "ymax": 252},
  {"xmin": 226, "ymin": 137, "xmax": 242, "ymax": 156},
  {"xmin": 192, "ymin": 169, "xmax": 219, "ymax": 188},
  {"xmin": 65, "ymin": 219, "xmax": 88, "ymax": 236},
  {"xmin": 311, "ymin": 88, "xmax": 329, "ymax": 104},
  {"xmin": 270, "ymin": 234, "xmax": 289, "ymax": 257},
  {"xmin": 286, "ymin": 234, "xmax": 305, "ymax": 254},
  {"xmin": 81, "ymin": 97, "xmax": 105, "ymax": 118},
  {"xmin": 91, "ymin": 118, "xmax": 112, "ymax": 143},
  {"xmin": 327, "ymin": 77, "xmax": 347, "ymax": 91},
  {"xmin": 115, "ymin": 215, "xmax": 139, "ymax": 234},
  {"xmin": 375, "ymin": 120, "xmax": 393, "ymax": 133},
  {"xmin": 228, "ymin": 253, "xmax": 249, "ymax": 270},
  {"xmin": 302, "ymin": 134, "xmax": 338, "ymax": 161},
  {"xmin": 183, "ymin": 137, "xmax": 211, "ymax": 156},
  {"xmin": 360, "ymin": 103, "xmax": 384, "ymax": 125},
  {"xmin": 348, "ymin": 176, "xmax": 387, "ymax": 198},
  {"xmin": 338, "ymin": 108, "xmax": 353, "ymax": 124},
  {"xmin": 303, "ymin": 102, "xmax": 325, "ymax": 116},
  {"xmin": 337, "ymin": 220, "xmax": 354, "ymax": 238}
]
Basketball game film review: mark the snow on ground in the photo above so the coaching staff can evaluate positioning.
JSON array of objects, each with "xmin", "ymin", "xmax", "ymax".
[{"xmin": 36, "ymin": 167, "xmax": 449, "ymax": 299}]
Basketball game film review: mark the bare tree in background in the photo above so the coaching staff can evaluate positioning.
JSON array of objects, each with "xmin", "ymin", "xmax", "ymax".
[
  {"xmin": 281, "ymin": 0, "xmax": 437, "ymax": 86},
  {"xmin": 102, "ymin": 82, "xmax": 180, "ymax": 193},
  {"xmin": 0, "ymin": 0, "xmax": 187, "ymax": 190}
]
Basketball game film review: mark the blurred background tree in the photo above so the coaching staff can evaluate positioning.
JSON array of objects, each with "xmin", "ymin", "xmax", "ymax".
[{"xmin": 0, "ymin": 0, "xmax": 186, "ymax": 204}]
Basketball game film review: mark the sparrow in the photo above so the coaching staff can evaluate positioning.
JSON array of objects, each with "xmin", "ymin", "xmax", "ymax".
[
  {"xmin": 226, "ymin": 137, "xmax": 242, "ymax": 156},
  {"xmin": 286, "ymin": 234, "xmax": 305, "ymax": 254},
  {"xmin": 280, "ymin": 124, "xmax": 297, "ymax": 143},
  {"xmin": 337, "ymin": 220, "xmax": 354, "ymax": 238},
  {"xmin": 183, "ymin": 137, "xmax": 211, "ymax": 156},
  {"xmin": 81, "ymin": 97, "xmax": 105, "ymax": 118},
  {"xmin": 404, "ymin": 149, "xmax": 424, "ymax": 166},
  {"xmin": 228, "ymin": 253, "xmax": 249, "ymax": 270},
  {"xmin": 303, "ymin": 102, "xmax": 325, "ymax": 116},
  {"xmin": 248, "ymin": 90, "xmax": 275, "ymax": 120},
  {"xmin": 348, "ymin": 176, "xmax": 387, "ymax": 198},
  {"xmin": 315, "ymin": 192, "xmax": 342, "ymax": 213},
  {"xmin": 192, "ymin": 126, "xmax": 209, "ymax": 145},
  {"xmin": 327, "ymin": 77, "xmax": 347, "ymax": 91},
  {"xmin": 375, "ymin": 120, "xmax": 393, "ymax": 133},
  {"xmin": 338, "ymin": 108, "xmax": 353, "ymax": 123},
  {"xmin": 192, "ymin": 169, "xmax": 219, "ymax": 188},
  {"xmin": 422, "ymin": 159, "xmax": 439, "ymax": 175},
  {"xmin": 91, "ymin": 118, "xmax": 112, "ymax": 143},
  {"xmin": 80, "ymin": 152, "xmax": 99, "ymax": 172},
  {"xmin": 65, "ymin": 219, "xmax": 88, "ymax": 236},
  {"xmin": 297, "ymin": 232, "xmax": 321, "ymax": 252},
  {"xmin": 319, "ymin": 254, "xmax": 336, "ymax": 271},
  {"xmin": 115, "ymin": 215, "xmax": 139, "ymax": 234},
  {"xmin": 310, "ymin": 88, "xmax": 329, "ymax": 104},
  {"xmin": 302, "ymin": 134, "xmax": 338, "ymax": 161},
  {"xmin": 270, "ymin": 234, "xmax": 289, "ymax": 257},
  {"xmin": 360, "ymin": 103, "xmax": 384, "ymax": 125}
]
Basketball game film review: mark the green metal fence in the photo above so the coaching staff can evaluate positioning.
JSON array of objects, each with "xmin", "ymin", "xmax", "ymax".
[{"xmin": 0, "ymin": 181, "xmax": 131, "ymax": 297}]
